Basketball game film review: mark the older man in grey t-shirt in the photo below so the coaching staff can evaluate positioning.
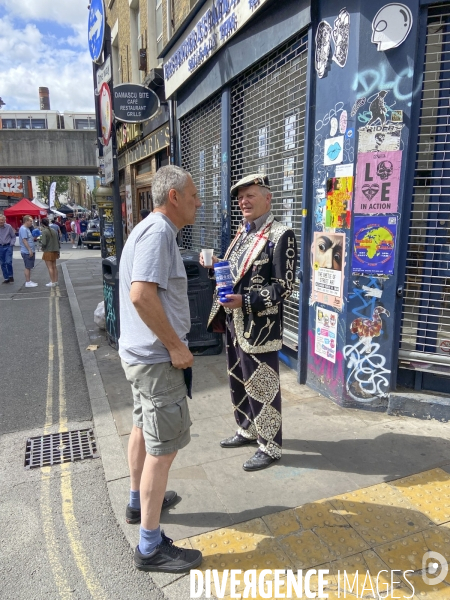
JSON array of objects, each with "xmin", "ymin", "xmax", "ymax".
[{"xmin": 119, "ymin": 165, "xmax": 202, "ymax": 574}]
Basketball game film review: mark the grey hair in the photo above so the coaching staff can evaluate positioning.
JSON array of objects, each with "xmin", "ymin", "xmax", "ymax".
[{"xmin": 152, "ymin": 165, "xmax": 191, "ymax": 208}]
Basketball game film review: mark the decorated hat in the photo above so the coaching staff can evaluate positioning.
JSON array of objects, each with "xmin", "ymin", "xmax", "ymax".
[{"xmin": 230, "ymin": 174, "xmax": 270, "ymax": 198}]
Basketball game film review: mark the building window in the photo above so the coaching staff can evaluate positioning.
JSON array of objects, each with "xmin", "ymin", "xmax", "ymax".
[
  {"xmin": 31, "ymin": 119, "xmax": 47, "ymax": 129},
  {"xmin": 74, "ymin": 118, "xmax": 96, "ymax": 130},
  {"xmin": 156, "ymin": 0, "xmax": 163, "ymax": 58},
  {"xmin": 1, "ymin": 119, "xmax": 16, "ymax": 129},
  {"xmin": 136, "ymin": 159, "xmax": 151, "ymax": 175},
  {"xmin": 17, "ymin": 119, "xmax": 32, "ymax": 129}
]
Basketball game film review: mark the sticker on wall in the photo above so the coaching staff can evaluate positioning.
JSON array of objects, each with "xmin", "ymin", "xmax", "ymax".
[
  {"xmin": 315, "ymin": 20, "xmax": 333, "ymax": 78},
  {"xmin": 339, "ymin": 110, "xmax": 348, "ymax": 134},
  {"xmin": 357, "ymin": 123, "xmax": 403, "ymax": 153},
  {"xmin": 354, "ymin": 150, "xmax": 402, "ymax": 213},
  {"xmin": 352, "ymin": 215, "xmax": 397, "ymax": 275},
  {"xmin": 330, "ymin": 117, "xmax": 338, "ymax": 137},
  {"xmin": 332, "ymin": 8, "xmax": 350, "ymax": 68},
  {"xmin": 315, "ymin": 188, "xmax": 327, "ymax": 229},
  {"xmin": 326, "ymin": 176, "xmax": 353, "ymax": 229},
  {"xmin": 315, "ymin": 306, "xmax": 338, "ymax": 363},
  {"xmin": 351, "ymin": 97, "xmax": 366, "ymax": 117},
  {"xmin": 372, "ymin": 3, "xmax": 413, "ymax": 52},
  {"xmin": 391, "ymin": 110, "xmax": 403, "ymax": 123},
  {"xmin": 335, "ymin": 163, "xmax": 354, "ymax": 177},
  {"xmin": 312, "ymin": 231, "xmax": 345, "ymax": 309},
  {"xmin": 324, "ymin": 136, "xmax": 344, "ymax": 165}
]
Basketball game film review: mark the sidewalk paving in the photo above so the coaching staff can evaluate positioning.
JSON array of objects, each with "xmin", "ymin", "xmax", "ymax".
[{"xmin": 63, "ymin": 256, "xmax": 450, "ymax": 599}]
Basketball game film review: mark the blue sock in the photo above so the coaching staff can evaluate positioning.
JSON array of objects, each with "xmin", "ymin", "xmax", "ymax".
[
  {"xmin": 129, "ymin": 489, "xmax": 140, "ymax": 509},
  {"xmin": 139, "ymin": 525, "xmax": 162, "ymax": 555}
]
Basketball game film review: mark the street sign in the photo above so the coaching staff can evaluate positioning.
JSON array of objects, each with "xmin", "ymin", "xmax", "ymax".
[
  {"xmin": 99, "ymin": 82, "xmax": 112, "ymax": 146},
  {"xmin": 88, "ymin": 0, "xmax": 105, "ymax": 63},
  {"xmin": 103, "ymin": 139, "xmax": 113, "ymax": 184},
  {"xmin": 96, "ymin": 55, "xmax": 111, "ymax": 90},
  {"xmin": 113, "ymin": 84, "xmax": 159, "ymax": 123}
]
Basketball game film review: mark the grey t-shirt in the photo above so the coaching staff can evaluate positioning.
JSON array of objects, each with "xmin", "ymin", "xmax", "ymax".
[{"xmin": 118, "ymin": 212, "xmax": 190, "ymax": 365}]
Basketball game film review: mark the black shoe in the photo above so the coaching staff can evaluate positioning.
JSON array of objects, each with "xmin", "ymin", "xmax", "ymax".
[
  {"xmin": 220, "ymin": 433, "xmax": 258, "ymax": 448},
  {"xmin": 134, "ymin": 531, "xmax": 202, "ymax": 573},
  {"xmin": 9, "ymin": 277, "xmax": 14, "ymax": 282},
  {"xmin": 2, "ymin": 280, "xmax": 9, "ymax": 284},
  {"xmin": 126, "ymin": 490, "xmax": 178, "ymax": 524},
  {"xmin": 242, "ymin": 449, "xmax": 278, "ymax": 472}
]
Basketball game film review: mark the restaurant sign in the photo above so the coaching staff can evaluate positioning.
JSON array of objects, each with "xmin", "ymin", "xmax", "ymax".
[{"xmin": 163, "ymin": 0, "xmax": 269, "ymax": 97}]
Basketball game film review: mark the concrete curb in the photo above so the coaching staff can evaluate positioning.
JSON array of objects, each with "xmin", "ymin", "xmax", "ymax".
[{"xmin": 62, "ymin": 263, "xmax": 198, "ymax": 600}]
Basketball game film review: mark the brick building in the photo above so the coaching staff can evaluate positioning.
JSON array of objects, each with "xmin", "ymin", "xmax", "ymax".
[{"xmin": 105, "ymin": 0, "xmax": 171, "ymax": 231}]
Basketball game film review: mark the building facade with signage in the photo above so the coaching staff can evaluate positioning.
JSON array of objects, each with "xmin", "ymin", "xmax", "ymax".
[
  {"xmin": 158, "ymin": 0, "xmax": 450, "ymax": 418},
  {"xmin": 105, "ymin": 0, "xmax": 171, "ymax": 231}
]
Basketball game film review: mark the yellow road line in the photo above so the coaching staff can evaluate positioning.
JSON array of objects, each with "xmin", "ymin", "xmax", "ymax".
[
  {"xmin": 55, "ymin": 287, "xmax": 108, "ymax": 600},
  {"xmin": 40, "ymin": 288, "xmax": 73, "ymax": 598}
]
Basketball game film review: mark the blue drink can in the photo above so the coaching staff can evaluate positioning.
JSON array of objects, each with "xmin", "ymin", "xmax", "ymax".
[{"xmin": 214, "ymin": 261, "xmax": 234, "ymax": 303}]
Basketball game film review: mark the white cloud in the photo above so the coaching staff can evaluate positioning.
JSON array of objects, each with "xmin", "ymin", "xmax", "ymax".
[
  {"xmin": 0, "ymin": 12, "xmax": 94, "ymax": 112},
  {"xmin": 0, "ymin": 0, "xmax": 88, "ymax": 28}
]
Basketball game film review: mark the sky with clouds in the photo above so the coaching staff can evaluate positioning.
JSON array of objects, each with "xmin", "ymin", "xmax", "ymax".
[{"xmin": 0, "ymin": 0, "xmax": 95, "ymax": 113}]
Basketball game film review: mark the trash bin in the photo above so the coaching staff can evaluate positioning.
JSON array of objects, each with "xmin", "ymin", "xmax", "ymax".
[
  {"xmin": 181, "ymin": 250, "xmax": 223, "ymax": 355},
  {"xmin": 102, "ymin": 256, "xmax": 120, "ymax": 350}
]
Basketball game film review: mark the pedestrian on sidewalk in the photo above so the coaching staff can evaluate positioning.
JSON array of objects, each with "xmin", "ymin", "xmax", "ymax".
[
  {"xmin": 0, "ymin": 213, "xmax": 16, "ymax": 283},
  {"xmin": 40, "ymin": 218, "xmax": 60, "ymax": 287},
  {"xmin": 201, "ymin": 174, "xmax": 297, "ymax": 471},
  {"xmin": 119, "ymin": 165, "xmax": 202, "ymax": 573},
  {"xmin": 60, "ymin": 221, "xmax": 68, "ymax": 243},
  {"xmin": 19, "ymin": 215, "xmax": 38, "ymax": 288}
]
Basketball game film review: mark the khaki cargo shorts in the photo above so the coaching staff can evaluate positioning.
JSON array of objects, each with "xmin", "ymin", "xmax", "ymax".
[{"xmin": 121, "ymin": 359, "xmax": 191, "ymax": 456}]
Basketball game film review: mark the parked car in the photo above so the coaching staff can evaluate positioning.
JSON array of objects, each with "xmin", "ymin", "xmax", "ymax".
[{"xmin": 83, "ymin": 220, "xmax": 101, "ymax": 249}]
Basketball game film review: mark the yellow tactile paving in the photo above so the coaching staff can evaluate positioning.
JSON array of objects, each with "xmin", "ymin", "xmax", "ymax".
[
  {"xmin": 188, "ymin": 469, "xmax": 450, "ymax": 600},
  {"xmin": 277, "ymin": 529, "xmax": 335, "ymax": 568},
  {"xmin": 262, "ymin": 508, "xmax": 302, "ymax": 537},
  {"xmin": 391, "ymin": 468, "xmax": 450, "ymax": 525},
  {"xmin": 330, "ymin": 550, "xmax": 392, "ymax": 598},
  {"xmin": 374, "ymin": 532, "xmax": 429, "ymax": 572},
  {"xmin": 294, "ymin": 499, "xmax": 348, "ymax": 529},
  {"xmin": 404, "ymin": 572, "xmax": 450, "ymax": 599},
  {"xmin": 313, "ymin": 525, "xmax": 369, "ymax": 558},
  {"xmin": 329, "ymin": 483, "xmax": 433, "ymax": 545}
]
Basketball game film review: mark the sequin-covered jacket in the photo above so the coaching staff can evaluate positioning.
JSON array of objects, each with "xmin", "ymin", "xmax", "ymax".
[{"xmin": 207, "ymin": 214, "xmax": 297, "ymax": 354}]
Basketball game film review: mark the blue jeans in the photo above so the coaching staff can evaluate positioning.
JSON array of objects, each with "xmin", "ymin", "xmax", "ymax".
[{"xmin": 0, "ymin": 245, "xmax": 13, "ymax": 280}]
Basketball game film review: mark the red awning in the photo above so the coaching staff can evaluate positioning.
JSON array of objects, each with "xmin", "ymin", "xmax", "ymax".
[{"xmin": 4, "ymin": 198, "xmax": 47, "ymax": 217}]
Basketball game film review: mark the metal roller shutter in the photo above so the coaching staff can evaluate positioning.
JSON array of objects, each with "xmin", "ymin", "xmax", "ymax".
[
  {"xmin": 230, "ymin": 32, "xmax": 309, "ymax": 349},
  {"xmin": 399, "ymin": 5, "xmax": 450, "ymax": 376},
  {"xmin": 179, "ymin": 94, "xmax": 222, "ymax": 256}
]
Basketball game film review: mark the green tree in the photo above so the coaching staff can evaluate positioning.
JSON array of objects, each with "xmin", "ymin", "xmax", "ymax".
[{"xmin": 36, "ymin": 176, "xmax": 69, "ymax": 204}]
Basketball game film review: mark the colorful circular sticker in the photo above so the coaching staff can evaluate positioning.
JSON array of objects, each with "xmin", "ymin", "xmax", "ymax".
[
  {"xmin": 99, "ymin": 82, "xmax": 112, "ymax": 145},
  {"xmin": 353, "ymin": 222, "xmax": 395, "ymax": 272}
]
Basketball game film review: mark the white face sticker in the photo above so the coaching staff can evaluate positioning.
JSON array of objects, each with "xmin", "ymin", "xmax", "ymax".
[
  {"xmin": 372, "ymin": 3, "xmax": 413, "ymax": 51},
  {"xmin": 330, "ymin": 117, "xmax": 338, "ymax": 137}
]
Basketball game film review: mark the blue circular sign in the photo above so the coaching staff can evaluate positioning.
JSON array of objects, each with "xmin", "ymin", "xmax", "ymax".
[{"xmin": 88, "ymin": 0, "xmax": 105, "ymax": 63}]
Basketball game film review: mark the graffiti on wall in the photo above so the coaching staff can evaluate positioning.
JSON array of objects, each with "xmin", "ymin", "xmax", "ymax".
[{"xmin": 0, "ymin": 176, "xmax": 23, "ymax": 197}]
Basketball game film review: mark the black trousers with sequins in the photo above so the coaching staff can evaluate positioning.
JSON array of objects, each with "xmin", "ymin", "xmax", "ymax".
[{"xmin": 225, "ymin": 316, "xmax": 282, "ymax": 459}]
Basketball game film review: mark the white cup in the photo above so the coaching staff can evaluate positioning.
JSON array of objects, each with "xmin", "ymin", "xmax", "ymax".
[{"xmin": 202, "ymin": 248, "xmax": 214, "ymax": 267}]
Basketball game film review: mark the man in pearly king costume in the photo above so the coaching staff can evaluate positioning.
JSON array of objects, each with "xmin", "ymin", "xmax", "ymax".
[{"xmin": 202, "ymin": 174, "xmax": 297, "ymax": 471}]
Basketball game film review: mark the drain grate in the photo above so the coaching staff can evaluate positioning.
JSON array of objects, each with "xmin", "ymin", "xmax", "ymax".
[{"xmin": 24, "ymin": 428, "xmax": 98, "ymax": 469}]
